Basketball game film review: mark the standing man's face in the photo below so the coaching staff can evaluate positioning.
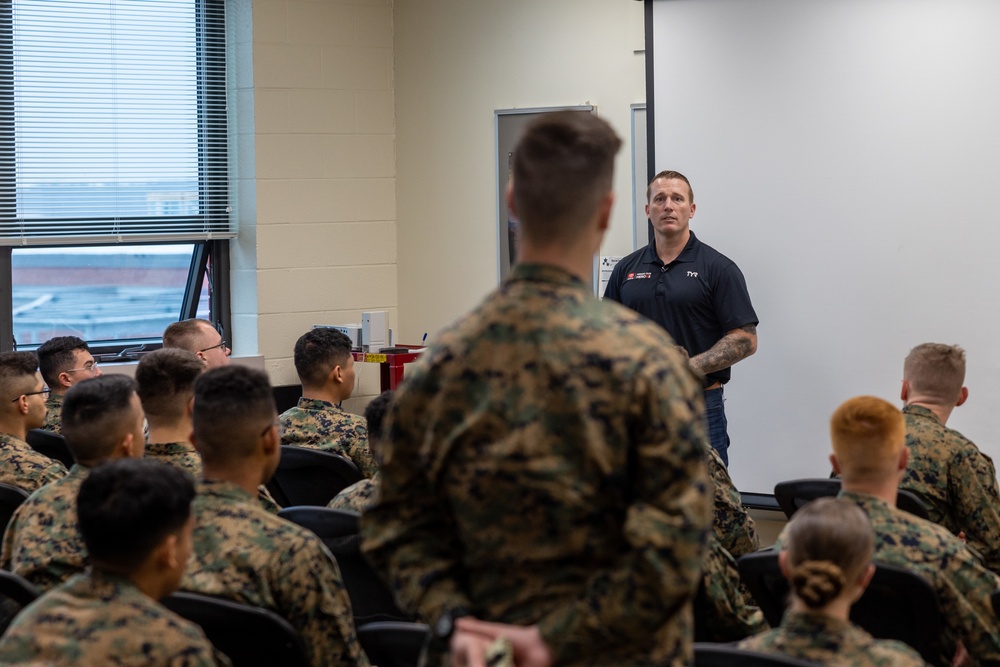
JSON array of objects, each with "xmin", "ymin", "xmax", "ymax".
[{"xmin": 646, "ymin": 177, "xmax": 696, "ymax": 241}]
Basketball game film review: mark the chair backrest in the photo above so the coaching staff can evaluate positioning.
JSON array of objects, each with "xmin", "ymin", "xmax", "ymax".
[
  {"xmin": 265, "ymin": 446, "xmax": 364, "ymax": 507},
  {"xmin": 161, "ymin": 592, "xmax": 309, "ymax": 667},
  {"xmin": 694, "ymin": 643, "xmax": 820, "ymax": 666},
  {"xmin": 0, "ymin": 483, "xmax": 29, "ymax": 535},
  {"xmin": 773, "ymin": 478, "xmax": 929, "ymax": 520},
  {"xmin": 0, "ymin": 568, "xmax": 41, "ymax": 635},
  {"xmin": 356, "ymin": 621, "xmax": 430, "ymax": 667},
  {"xmin": 25, "ymin": 429, "xmax": 74, "ymax": 468},
  {"xmin": 737, "ymin": 550, "xmax": 944, "ymax": 665},
  {"xmin": 278, "ymin": 506, "xmax": 412, "ymax": 624}
]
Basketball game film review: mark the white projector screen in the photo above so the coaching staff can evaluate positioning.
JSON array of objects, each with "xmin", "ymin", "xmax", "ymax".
[{"xmin": 650, "ymin": 0, "xmax": 1000, "ymax": 494}]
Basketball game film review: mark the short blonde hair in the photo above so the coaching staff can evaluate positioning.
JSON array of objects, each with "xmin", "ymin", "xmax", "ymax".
[
  {"xmin": 904, "ymin": 343, "xmax": 965, "ymax": 402},
  {"xmin": 830, "ymin": 396, "xmax": 905, "ymax": 483}
]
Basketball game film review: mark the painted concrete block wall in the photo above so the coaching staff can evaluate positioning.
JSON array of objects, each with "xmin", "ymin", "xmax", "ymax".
[
  {"xmin": 230, "ymin": 0, "xmax": 396, "ymax": 410},
  {"xmin": 394, "ymin": 0, "xmax": 646, "ymax": 344}
]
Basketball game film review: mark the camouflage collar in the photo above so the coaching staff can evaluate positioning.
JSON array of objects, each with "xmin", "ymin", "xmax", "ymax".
[
  {"xmin": 837, "ymin": 488, "xmax": 891, "ymax": 514},
  {"xmin": 196, "ymin": 478, "xmax": 257, "ymax": 504},
  {"xmin": 507, "ymin": 263, "xmax": 587, "ymax": 290},
  {"xmin": 902, "ymin": 404, "xmax": 940, "ymax": 423},
  {"xmin": 296, "ymin": 397, "xmax": 342, "ymax": 411}
]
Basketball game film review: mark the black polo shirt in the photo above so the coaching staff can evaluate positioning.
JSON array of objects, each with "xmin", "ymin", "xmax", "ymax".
[{"xmin": 603, "ymin": 232, "xmax": 757, "ymax": 385}]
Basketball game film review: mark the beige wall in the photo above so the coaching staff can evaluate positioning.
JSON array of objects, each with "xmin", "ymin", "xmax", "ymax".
[
  {"xmin": 230, "ymin": 0, "xmax": 396, "ymax": 410},
  {"xmin": 230, "ymin": 0, "xmax": 644, "ymax": 408},
  {"xmin": 394, "ymin": 0, "xmax": 646, "ymax": 343}
]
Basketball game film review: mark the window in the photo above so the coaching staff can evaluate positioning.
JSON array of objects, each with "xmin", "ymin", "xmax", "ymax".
[{"xmin": 0, "ymin": 0, "xmax": 232, "ymax": 354}]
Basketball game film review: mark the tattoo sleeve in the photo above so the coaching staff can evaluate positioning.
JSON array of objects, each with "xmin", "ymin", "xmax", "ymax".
[{"xmin": 690, "ymin": 324, "xmax": 757, "ymax": 375}]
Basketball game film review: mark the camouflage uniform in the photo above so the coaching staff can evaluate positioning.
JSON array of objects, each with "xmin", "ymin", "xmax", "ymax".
[
  {"xmin": 327, "ymin": 474, "xmax": 379, "ymax": 513},
  {"xmin": 360, "ymin": 263, "xmax": 713, "ymax": 667},
  {"xmin": 694, "ymin": 445, "xmax": 766, "ymax": 641},
  {"xmin": 707, "ymin": 444, "xmax": 758, "ymax": 557},
  {"xmin": 145, "ymin": 441, "xmax": 202, "ymax": 475},
  {"xmin": 42, "ymin": 393, "xmax": 63, "ymax": 433},
  {"xmin": 695, "ymin": 536, "xmax": 768, "ymax": 642},
  {"xmin": 0, "ymin": 432, "xmax": 67, "ymax": 494},
  {"xmin": 0, "ymin": 569, "xmax": 229, "ymax": 666},
  {"xmin": 901, "ymin": 404, "xmax": 1000, "ymax": 573},
  {"xmin": 280, "ymin": 398, "xmax": 377, "ymax": 478},
  {"xmin": 0, "ymin": 464, "xmax": 88, "ymax": 591},
  {"xmin": 144, "ymin": 442, "xmax": 281, "ymax": 514},
  {"xmin": 737, "ymin": 611, "xmax": 926, "ymax": 666},
  {"xmin": 182, "ymin": 479, "xmax": 368, "ymax": 667},
  {"xmin": 833, "ymin": 490, "xmax": 1000, "ymax": 664}
]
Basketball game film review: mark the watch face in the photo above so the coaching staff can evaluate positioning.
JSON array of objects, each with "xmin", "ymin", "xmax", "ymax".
[{"xmin": 435, "ymin": 613, "xmax": 453, "ymax": 639}]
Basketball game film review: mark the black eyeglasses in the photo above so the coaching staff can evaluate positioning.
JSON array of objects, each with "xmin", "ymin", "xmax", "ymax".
[
  {"xmin": 11, "ymin": 387, "xmax": 51, "ymax": 403},
  {"xmin": 199, "ymin": 340, "xmax": 228, "ymax": 353}
]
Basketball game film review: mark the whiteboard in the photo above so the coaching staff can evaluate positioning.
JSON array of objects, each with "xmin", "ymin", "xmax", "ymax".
[{"xmin": 651, "ymin": 0, "xmax": 1000, "ymax": 494}]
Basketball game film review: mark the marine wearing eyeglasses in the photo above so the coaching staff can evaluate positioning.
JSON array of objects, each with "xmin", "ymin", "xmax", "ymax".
[
  {"xmin": 0, "ymin": 351, "xmax": 68, "ymax": 493},
  {"xmin": 162, "ymin": 318, "xmax": 231, "ymax": 369},
  {"xmin": 37, "ymin": 336, "xmax": 103, "ymax": 434}
]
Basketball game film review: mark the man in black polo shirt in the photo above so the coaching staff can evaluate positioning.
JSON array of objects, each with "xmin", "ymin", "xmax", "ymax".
[{"xmin": 604, "ymin": 170, "xmax": 757, "ymax": 466}]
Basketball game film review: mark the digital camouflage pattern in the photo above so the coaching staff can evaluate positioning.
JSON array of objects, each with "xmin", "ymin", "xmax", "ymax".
[
  {"xmin": 0, "ymin": 432, "xmax": 67, "ymax": 493},
  {"xmin": 0, "ymin": 570, "xmax": 229, "ymax": 667},
  {"xmin": 737, "ymin": 611, "xmax": 926, "ymax": 666},
  {"xmin": 144, "ymin": 442, "xmax": 282, "ymax": 514},
  {"xmin": 900, "ymin": 404, "xmax": 1000, "ymax": 574},
  {"xmin": 833, "ymin": 491, "xmax": 1000, "ymax": 665},
  {"xmin": 280, "ymin": 398, "xmax": 376, "ymax": 478},
  {"xmin": 42, "ymin": 393, "xmax": 63, "ymax": 433},
  {"xmin": 145, "ymin": 441, "xmax": 201, "ymax": 475},
  {"xmin": 360, "ymin": 263, "xmax": 713, "ymax": 667},
  {"xmin": 182, "ymin": 479, "xmax": 368, "ymax": 667},
  {"xmin": 327, "ymin": 475, "xmax": 379, "ymax": 514},
  {"xmin": 1, "ymin": 464, "xmax": 88, "ymax": 591},
  {"xmin": 695, "ymin": 536, "xmax": 768, "ymax": 642},
  {"xmin": 706, "ymin": 444, "xmax": 758, "ymax": 557}
]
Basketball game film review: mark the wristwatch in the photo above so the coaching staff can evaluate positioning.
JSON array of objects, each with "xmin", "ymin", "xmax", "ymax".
[{"xmin": 434, "ymin": 606, "xmax": 472, "ymax": 641}]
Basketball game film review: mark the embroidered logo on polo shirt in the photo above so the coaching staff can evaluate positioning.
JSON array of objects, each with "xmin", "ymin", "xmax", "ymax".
[
  {"xmin": 687, "ymin": 271, "xmax": 699, "ymax": 278},
  {"xmin": 626, "ymin": 272, "xmax": 652, "ymax": 281}
]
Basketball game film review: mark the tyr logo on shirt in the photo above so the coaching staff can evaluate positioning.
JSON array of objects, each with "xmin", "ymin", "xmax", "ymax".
[
  {"xmin": 626, "ymin": 272, "xmax": 652, "ymax": 280},
  {"xmin": 687, "ymin": 271, "xmax": 699, "ymax": 278}
]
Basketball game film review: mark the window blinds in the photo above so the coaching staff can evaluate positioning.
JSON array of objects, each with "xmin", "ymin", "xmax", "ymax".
[{"xmin": 0, "ymin": 0, "xmax": 232, "ymax": 245}]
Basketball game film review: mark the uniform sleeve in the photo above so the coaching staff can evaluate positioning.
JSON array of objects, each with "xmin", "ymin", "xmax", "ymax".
[
  {"xmin": 934, "ymin": 542, "xmax": 1000, "ymax": 663},
  {"xmin": 272, "ymin": 536, "xmax": 370, "ymax": 667},
  {"xmin": 0, "ymin": 503, "xmax": 23, "ymax": 570},
  {"xmin": 707, "ymin": 445, "xmax": 759, "ymax": 557},
  {"xmin": 949, "ymin": 448, "xmax": 1000, "ymax": 574},
  {"xmin": 532, "ymin": 354, "xmax": 712, "ymax": 663},
  {"xmin": 711, "ymin": 261, "xmax": 757, "ymax": 332},
  {"xmin": 360, "ymin": 383, "xmax": 474, "ymax": 625}
]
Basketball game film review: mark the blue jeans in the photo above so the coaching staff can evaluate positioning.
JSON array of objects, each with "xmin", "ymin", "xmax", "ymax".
[{"xmin": 704, "ymin": 386, "xmax": 730, "ymax": 466}]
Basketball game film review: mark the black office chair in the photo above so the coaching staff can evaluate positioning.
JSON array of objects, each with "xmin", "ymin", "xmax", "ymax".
[
  {"xmin": 278, "ymin": 506, "xmax": 412, "ymax": 624},
  {"xmin": 694, "ymin": 643, "xmax": 820, "ymax": 666},
  {"xmin": 737, "ymin": 550, "xmax": 944, "ymax": 666},
  {"xmin": 357, "ymin": 621, "xmax": 431, "ymax": 667},
  {"xmin": 0, "ymin": 568, "xmax": 40, "ymax": 635},
  {"xmin": 773, "ymin": 478, "xmax": 930, "ymax": 520},
  {"xmin": 0, "ymin": 483, "xmax": 29, "ymax": 535},
  {"xmin": 265, "ymin": 446, "xmax": 364, "ymax": 507},
  {"xmin": 25, "ymin": 429, "xmax": 74, "ymax": 469},
  {"xmin": 161, "ymin": 592, "xmax": 308, "ymax": 667}
]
